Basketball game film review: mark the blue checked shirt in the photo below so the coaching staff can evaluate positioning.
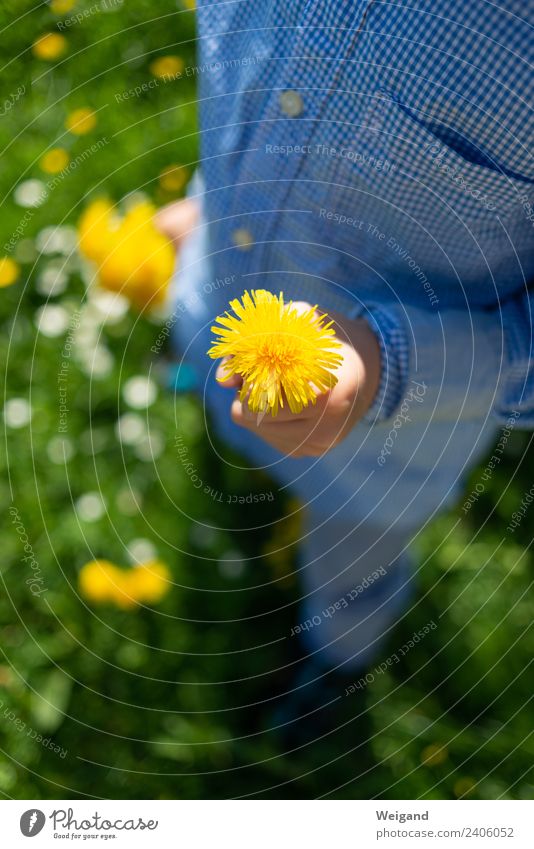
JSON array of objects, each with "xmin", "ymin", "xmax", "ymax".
[{"xmin": 182, "ymin": 0, "xmax": 534, "ymax": 426}]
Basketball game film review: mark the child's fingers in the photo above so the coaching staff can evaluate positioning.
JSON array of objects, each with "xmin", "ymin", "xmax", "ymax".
[
  {"xmin": 231, "ymin": 398, "xmax": 311, "ymax": 433},
  {"xmin": 235, "ymin": 399, "xmax": 320, "ymax": 425},
  {"xmin": 232, "ymin": 400, "xmax": 296, "ymax": 427},
  {"xmin": 215, "ymin": 357, "xmax": 242, "ymax": 389},
  {"xmin": 230, "ymin": 399, "xmax": 326, "ymax": 456},
  {"xmin": 233, "ymin": 381, "xmax": 332, "ymax": 424}
]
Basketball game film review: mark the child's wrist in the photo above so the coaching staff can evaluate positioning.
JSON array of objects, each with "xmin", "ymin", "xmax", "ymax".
[{"xmin": 331, "ymin": 313, "xmax": 382, "ymax": 418}]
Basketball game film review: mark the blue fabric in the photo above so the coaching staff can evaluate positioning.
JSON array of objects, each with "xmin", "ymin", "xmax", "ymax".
[
  {"xmin": 297, "ymin": 513, "xmax": 416, "ymax": 672},
  {"xmin": 175, "ymin": 0, "xmax": 534, "ymax": 426},
  {"xmin": 170, "ymin": 0, "xmax": 533, "ymax": 523},
  {"xmin": 169, "ymin": 3, "xmax": 534, "ymax": 666},
  {"xmin": 171, "ymin": 194, "xmax": 501, "ymax": 532}
]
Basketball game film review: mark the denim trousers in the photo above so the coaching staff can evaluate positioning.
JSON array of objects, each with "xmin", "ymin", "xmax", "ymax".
[{"xmin": 171, "ymin": 218, "xmax": 499, "ymax": 672}]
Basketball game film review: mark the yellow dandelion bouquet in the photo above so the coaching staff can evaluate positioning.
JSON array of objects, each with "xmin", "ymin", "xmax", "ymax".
[
  {"xmin": 209, "ymin": 290, "xmax": 343, "ymax": 415},
  {"xmin": 78, "ymin": 198, "xmax": 175, "ymax": 311}
]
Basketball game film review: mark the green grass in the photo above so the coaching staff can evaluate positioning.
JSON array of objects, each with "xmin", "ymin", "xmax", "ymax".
[{"xmin": 0, "ymin": 1, "xmax": 533, "ymax": 799}]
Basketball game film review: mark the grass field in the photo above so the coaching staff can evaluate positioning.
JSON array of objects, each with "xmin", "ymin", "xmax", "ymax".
[{"xmin": 0, "ymin": 1, "xmax": 533, "ymax": 799}]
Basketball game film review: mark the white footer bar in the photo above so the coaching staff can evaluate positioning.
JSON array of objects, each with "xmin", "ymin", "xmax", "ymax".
[{"xmin": 1, "ymin": 799, "xmax": 532, "ymax": 848}]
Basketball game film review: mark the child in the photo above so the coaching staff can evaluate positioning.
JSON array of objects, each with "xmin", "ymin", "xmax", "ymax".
[{"xmin": 157, "ymin": 0, "xmax": 534, "ymax": 736}]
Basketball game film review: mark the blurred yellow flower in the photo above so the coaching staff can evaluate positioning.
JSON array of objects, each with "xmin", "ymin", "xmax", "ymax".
[
  {"xmin": 0, "ymin": 257, "xmax": 20, "ymax": 288},
  {"xmin": 79, "ymin": 558, "xmax": 171, "ymax": 608},
  {"xmin": 183, "ymin": 0, "xmax": 195, "ymax": 9},
  {"xmin": 50, "ymin": 0, "xmax": 76, "ymax": 11},
  {"xmin": 78, "ymin": 198, "xmax": 115, "ymax": 264},
  {"xmin": 128, "ymin": 560, "xmax": 171, "ymax": 603},
  {"xmin": 40, "ymin": 147, "xmax": 70, "ymax": 174},
  {"xmin": 78, "ymin": 198, "xmax": 116, "ymax": 264},
  {"xmin": 32, "ymin": 32, "xmax": 68, "ymax": 60},
  {"xmin": 149, "ymin": 55, "xmax": 184, "ymax": 79},
  {"xmin": 78, "ymin": 198, "xmax": 176, "ymax": 311},
  {"xmin": 421, "ymin": 744, "xmax": 448, "ymax": 766},
  {"xmin": 159, "ymin": 164, "xmax": 188, "ymax": 194},
  {"xmin": 65, "ymin": 107, "xmax": 97, "ymax": 135},
  {"xmin": 79, "ymin": 560, "xmax": 123, "ymax": 604},
  {"xmin": 0, "ymin": 665, "xmax": 14, "ymax": 687},
  {"xmin": 454, "ymin": 777, "xmax": 476, "ymax": 797}
]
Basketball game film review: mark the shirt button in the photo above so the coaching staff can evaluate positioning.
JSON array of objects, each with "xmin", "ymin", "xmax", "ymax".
[
  {"xmin": 279, "ymin": 89, "xmax": 304, "ymax": 117},
  {"xmin": 232, "ymin": 228, "xmax": 254, "ymax": 250}
]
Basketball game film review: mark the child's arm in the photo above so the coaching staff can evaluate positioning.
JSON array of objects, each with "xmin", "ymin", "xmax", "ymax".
[{"xmin": 155, "ymin": 197, "xmax": 199, "ymax": 249}]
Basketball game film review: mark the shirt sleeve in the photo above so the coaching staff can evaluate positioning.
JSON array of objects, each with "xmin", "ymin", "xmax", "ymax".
[{"xmin": 360, "ymin": 291, "xmax": 533, "ymax": 427}]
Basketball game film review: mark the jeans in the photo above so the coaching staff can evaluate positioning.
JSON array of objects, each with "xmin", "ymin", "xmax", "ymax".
[{"xmin": 170, "ymin": 217, "xmax": 499, "ymax": 670}]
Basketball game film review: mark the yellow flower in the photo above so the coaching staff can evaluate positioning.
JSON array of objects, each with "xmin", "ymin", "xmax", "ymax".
[
  {"xmin": 127, "ymin": 560, "xmax": 171, "ymax": 603},
  {"xmin": 454, "ymin": 777, "xmax": 476, "ymax": 798},
  {"xmin": 99, "ymin": 202, "xmax": 175, "ymax": 310},
  {"xmin": 79, "ymin": 558, "xmax": 171, "ymax": 609},
  {"xmin": 159, "ymin": 164, "xmax": 188, "ymax": 193},
  {"xmin": 32, "ymin": 32, "xmax": 68, "ymax": 60},
  {"xmin": 40, "ymin": 147, "xmax": 70, "ymax": 174},
  {"xmin": 0, "ymin": 257, "xmax": 20, "ymax": 288},
  {"xmin": 78, "ymin": 198, "xmax": 116, "ymax": 264},
  {"xmin": 79, "ymin": 560, "xmax": 125, "ymax": 604},
  {"xmin": 421, "ymin": 744, "xmax": 448, "ymax": 766},
  {"xmin": 183, "ymin": 0, "xmax": 195, "ymax": 9},
  {"xmin": 65, "ymin": 107, "xmax": 97, "ymax": 135},
  {"xmin": 110, "ymin": 583, "xmax": 139, "ymax": 610},
  {"xmin": 209, "ymin": 290, "xmax": 343, "ymax": 415},
  {"xmin": 149, "ymin": 55, "xmax": 184, "ymax": 80},
  {"xmin": 50, "ymin": 0, "xmax": 76, "ymax": 11},
  {"xmin": 0, "ymin": 666, "xmax": 14, "ymax": 688},
  {"xmin": 78, "ymin": 198, "xmax": 175, "ymax": 311}
]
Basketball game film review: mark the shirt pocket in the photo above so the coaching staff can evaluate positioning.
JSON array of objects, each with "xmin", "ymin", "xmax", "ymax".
[
  {"xmin": 304, "ymin": 88, "xmax": 534, "ymax": 303},
  {"xmin": 370, "ymin": 92, "xmax": 533, "ymax": 223}
]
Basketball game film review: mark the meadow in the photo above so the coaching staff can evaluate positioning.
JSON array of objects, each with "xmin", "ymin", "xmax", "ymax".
[{"xmin": 0, "ymin": 0, "xmax": 533, "ymax": 799}]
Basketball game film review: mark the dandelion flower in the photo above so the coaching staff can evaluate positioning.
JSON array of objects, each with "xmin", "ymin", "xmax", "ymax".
[
  {"xmin": 78, "ymin": 559, "xmax": 139, "ymax": 609},
  {"xmin": 421, "ymin": 744, "xmax": 448, "ymax": 767},
  {"xmin": 454, "ymin": 777, "xmax": 476, "ymax": 798},
  {"xmin": 65, "ymin": 107, "xmax": 97, "ymax": 135},
  {"xmin": 40, "ymin": 147, "xmax": 70, "ymax": 174},
  {"xmin": 149, "ymin": 55, "xmax": 184, "ymax": 80},
  {"xmin": 209, "ymin": 290, "xmax": 342, "ymax": 415},
  {"xmin": 32, "ymin": 32, "xmax": 67, "ymax": 60},
  {"xmin": 79, "ymin": 558, "xmax": 170, "ymax": 608},
  {"xmin": 78, "ymin": 198, "xmax": 175, "ymax": 311},
  {"xmin": 0, "ymin": 257, "xmax": 20, "ymax": 287},
  {"xmin": 50, "ymin": 0, "xmax": 76, "ymax": 12},
  {"xmin": 78, "ymin": 198, "xmax": 116, "ymax": 264},
  {"xmin": 159, "ymin": 164, "xmax": 188, "ymax": 193},
  {"xmin": 79, "ymin": 560, "xmax": 119, "ymax": 603},
  {"xmin": 128, "ymin": 560, "xmax": 171, "ymax": 603}
]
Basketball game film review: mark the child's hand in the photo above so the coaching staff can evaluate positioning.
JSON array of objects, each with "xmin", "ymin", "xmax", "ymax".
[
  {"xmin": 154, "ymin": 197, "xmax": 199, "ymax": 249},
  {"xmin": 216, "ymin": 303, "xmax": 381, "ymax": 458}
]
